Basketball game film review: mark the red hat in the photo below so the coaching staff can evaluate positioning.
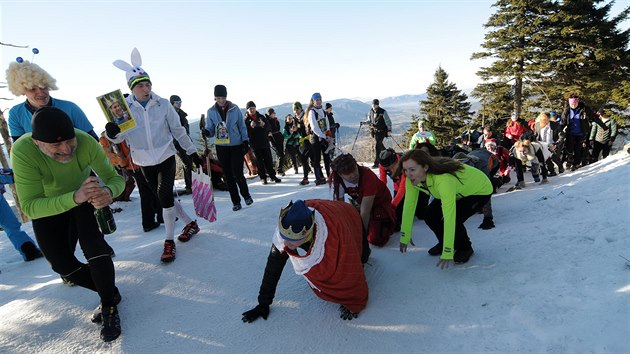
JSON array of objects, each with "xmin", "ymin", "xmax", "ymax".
[{"xmin": 485, "ymin": 138, "xmax": 497, "ymax": 147}]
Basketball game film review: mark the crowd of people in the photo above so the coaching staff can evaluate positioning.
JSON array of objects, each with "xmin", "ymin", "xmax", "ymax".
[{"xmin": 0, "ymin": 47, "xmax": 620, "ymax": 341}]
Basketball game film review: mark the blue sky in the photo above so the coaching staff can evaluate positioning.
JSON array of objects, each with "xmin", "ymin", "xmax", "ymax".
[{"xmin": 1, "ymin": 1, "xmax": 627, "ymax": 131}]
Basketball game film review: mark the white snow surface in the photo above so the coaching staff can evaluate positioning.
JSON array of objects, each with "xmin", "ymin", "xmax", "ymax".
[{"xmin": 0, "ymin": 153, "xmax": 629, "ymax": 353}]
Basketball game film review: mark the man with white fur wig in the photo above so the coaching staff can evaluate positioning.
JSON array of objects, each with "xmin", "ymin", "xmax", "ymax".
[
  {"xmin": 242, "ymin": 199, "xmax": 369, "ymax": 322},
  {"xmin": 5, "ymin": 60, "xmax": 98, "ymax": 142}
]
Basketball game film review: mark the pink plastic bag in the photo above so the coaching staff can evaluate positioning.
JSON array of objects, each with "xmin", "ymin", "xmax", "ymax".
[{"xmin": 191, "ymin": 168, "xmax": 217, "ymax": 222}]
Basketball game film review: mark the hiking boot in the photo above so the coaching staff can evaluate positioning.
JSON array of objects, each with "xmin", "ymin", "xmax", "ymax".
[
  {"xmin": 143, "ymin": 222, "xmax": 160, "ymax": 232},
  {"xmin": 261, "ymin": 178, "xmax": 268, "ymax": 185},
  {"xmin": 454, "ymin": 248, "xmax": 474, "ymax": 264},
  {"xmin": 178, "ymin": 221, "xmax": 200, "ymax": 242},
  {"xmin": 540, "ymin": 178, "xmax": 549, "ymax": 184},
  {"xmin": 91, "ymin": 287, "xmax": 122, "ymax": 323},
  {"xmin": 278, "ymin": 171, "xmax": 285, "ymax": 177},
  {"xmin": 428, "ymin": 243, "xmax": 442, "ymax": 256},
  {"xmin": 515, "ymin": 181, "xmax": 526, "ymax": 189},
  {"xmin": 478, "ymin": 217, "xmax": 495, "ymax": 230},
  {"xmin": 21, "ymin": 241, "xmax": 43, "ymax": 261},
  {"xmin": 232, "ymin": 204, "xmax": 242, "ymax": 211},
  {"xmin": 299, "ymin": 178, "xmax": 310, "ymax": 185},
  {"xmin": 271, "ymin": 177, "xmax": 282, "ymax": 183},
  {"xmin": 160, "ymin": 240, "xmax": 176, "ymax": 263},
  {"xmin": 61, "ymin": 276, "xmax": 75, "ymax": 287},
  {"xmin": 244, "ymin": 196, "xmax": 254, "ymax": 205},
  {"xmin": 294, "ymin": 169, "xmax": 299, "ymax": 174},
  {"xmin": 315, "ymin": 178, "xmax": 327, "ymax": 186},
  {"xmin": 100, "ymin": 305, "xmax": 121, "ymax": 342},
  {"xmin": 533, "ymin": 175, "xmax": 540, "ymax": 183}
]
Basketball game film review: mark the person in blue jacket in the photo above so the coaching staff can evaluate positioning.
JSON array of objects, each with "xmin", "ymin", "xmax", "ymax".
[
  {"xmin": 5, "ymin": 60, "xmax": 98, "ymax": 142},
  {"xmin": 205, "ymin": 84, "xmax": 253, "ymax": 212},
  {"xmin": 0, "ymin": 169, "xmax": 43, "ymax": 261}
]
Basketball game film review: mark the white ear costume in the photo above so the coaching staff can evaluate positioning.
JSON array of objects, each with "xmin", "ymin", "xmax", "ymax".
[{"xmin": 113, "ymin": 48, "xmax": 150, "ymax": 89}]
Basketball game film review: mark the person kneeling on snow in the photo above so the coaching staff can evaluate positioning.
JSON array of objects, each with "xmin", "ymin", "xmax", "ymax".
[{"xmin": 242, "ymin": 199, "xmax": 370, "ymax": 322}]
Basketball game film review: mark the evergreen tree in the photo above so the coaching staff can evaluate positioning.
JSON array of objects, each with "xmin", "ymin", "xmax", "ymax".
[
  {"xmin": 471, "ymin": 0, "xmax": 555, "ymax": 117},
  {"xmin": 403, "ymin": 114, "xmax": 421, "ymax": 148},
  {"xmin": 419, "ymin": 67, "xmax": 472, "ymax": 146},
  {"xmin": 541, "ymin": 1, "xmax": 630, "ymax": 111}
]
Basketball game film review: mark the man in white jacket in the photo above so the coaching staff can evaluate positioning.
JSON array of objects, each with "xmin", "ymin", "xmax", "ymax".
[{"xmin": 106, "ymin": 48, "xmax": 202, "ymax": 263}]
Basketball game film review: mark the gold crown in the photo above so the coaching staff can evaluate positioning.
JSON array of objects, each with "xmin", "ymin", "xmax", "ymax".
[{"xmin": 278, "ymin": 201, "xmax": 315, "ymax": 242}]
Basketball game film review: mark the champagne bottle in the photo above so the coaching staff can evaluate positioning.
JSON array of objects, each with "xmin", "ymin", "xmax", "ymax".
[{"xmin": 95, "ymin": 205, "xmax": 116, "ymax": 235}]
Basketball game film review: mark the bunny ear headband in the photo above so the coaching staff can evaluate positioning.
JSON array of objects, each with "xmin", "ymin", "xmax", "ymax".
[{"xmin": 113, "ymin": 47, "xmax": 151, "ymax": 89}]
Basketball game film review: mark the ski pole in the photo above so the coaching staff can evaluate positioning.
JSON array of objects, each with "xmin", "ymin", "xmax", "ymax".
[
  {"xmin": 350, "ymin": 123, "xmax": 364, "ymax": 153},
  {"xmin": 389, "ymin": 134, "xmax": 405, "ymax": 152}
]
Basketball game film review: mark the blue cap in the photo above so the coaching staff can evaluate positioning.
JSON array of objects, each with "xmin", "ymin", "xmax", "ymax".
[{"xmin": 312, "ymin": 92, "xmax": 322, "ymax": 101}]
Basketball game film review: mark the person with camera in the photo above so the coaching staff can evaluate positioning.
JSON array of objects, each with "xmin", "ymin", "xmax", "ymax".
[{"xmin": 366, "ymin": 99, "xmax": 392, "ymax": 168}]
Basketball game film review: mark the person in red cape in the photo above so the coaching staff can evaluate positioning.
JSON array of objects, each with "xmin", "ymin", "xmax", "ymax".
[
  {"xmin": 242, "ymin": 199, "xmax": 369, "ymax": 322},
  {"xmin": 330, "ymin": 153, "xmax": 396, "ymax": 247}
]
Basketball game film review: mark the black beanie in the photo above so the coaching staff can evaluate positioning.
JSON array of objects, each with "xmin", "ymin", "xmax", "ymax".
[
  {"xmin": 31, "ymin": 107, "xmax": 76, "ymax": 143},
  {"xmin": 246, "ymin": 101, "xmax": 256, "ymax": 109},
  {"xmin": 325, "ymin": 103, "xmax": 332, "ymax": 110},
  {"xmin": 214, "ymin": 85, "xmax": 227, "ymax": 97},
  {"xmin": 169, "ymin": 95, "xmax": 181, "ymax": 104}
]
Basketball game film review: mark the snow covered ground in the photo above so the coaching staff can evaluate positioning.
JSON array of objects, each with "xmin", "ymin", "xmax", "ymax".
[{"xmin": 0, "ymin": 152, "xmax": 629, "ymax": 353}]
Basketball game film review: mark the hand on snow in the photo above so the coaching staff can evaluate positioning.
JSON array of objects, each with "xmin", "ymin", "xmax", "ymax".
[
  {"xmin": 339, "ymin": 305, "xmax": 358, "ymax": 320},
  {"xmin": 241, "ymin": 304, "xmax": 269, "ymax": 323},
  {"xmin": 437, "ymin": 259, "xmax": 452, "ymax": 270}
]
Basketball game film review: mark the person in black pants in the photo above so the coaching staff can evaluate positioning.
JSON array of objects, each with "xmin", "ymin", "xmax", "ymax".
[
  {"xmin": 366, "ymin": 99, "xmax": 392, "ymax": 168},
  {"xmin": 12, "ymin": 108, "xmax": 124, "ymax": 342},
  {"xmin": 170, "ymin": 95, "xmax": 193, "ymax": 193}
]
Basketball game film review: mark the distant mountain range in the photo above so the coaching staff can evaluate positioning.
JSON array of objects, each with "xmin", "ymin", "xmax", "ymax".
[{"xmin": 188, "ymin": 92, "xmax": 479, "ymax": 148}]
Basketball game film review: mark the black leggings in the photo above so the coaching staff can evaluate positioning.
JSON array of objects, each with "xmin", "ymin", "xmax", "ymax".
[
  {"xmin": 424, "ymin": 194, "xmax": 492, "ymax": 251},
  {"xmin": 32, "ymin": 203, "xmax": 117, "ymax": 306},
  {"xmin": 141, "ymin": 155, "xmax": 177, "ymax": 209}
]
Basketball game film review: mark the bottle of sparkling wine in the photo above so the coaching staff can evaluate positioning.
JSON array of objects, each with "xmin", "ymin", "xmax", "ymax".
[{"xmin": 95, "ymin": 205, "xmax": 117, "ymax": 235}]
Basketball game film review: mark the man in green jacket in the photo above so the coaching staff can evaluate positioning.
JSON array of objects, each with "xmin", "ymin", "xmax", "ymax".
[
  {"xmin": 396, "ymin": 149, "xmax": 493, "ymax": 267},
  {"xmin": 11, "ymin": 107, "xmax": 125, "ymax": 342}
]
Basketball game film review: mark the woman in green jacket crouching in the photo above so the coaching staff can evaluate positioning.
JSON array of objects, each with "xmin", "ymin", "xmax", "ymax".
[{"xmin": 395, "ymin": 149, "xmax": 493, "ymax": 268}]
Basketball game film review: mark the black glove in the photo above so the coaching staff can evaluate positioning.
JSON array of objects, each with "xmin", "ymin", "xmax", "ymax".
[
  {"xmin": 189, "ymin": 152, "xmax": 203, "ymax": 169},
  {"xmin": 105, "ymin": 122, "xmax": 121, "ymax": 139},
  {"xmin": 201, "ymin": 128, "xmax": 211, "ymax": 138},
  {"xmin": 339, "ymin": 305, "xmax": 358, "ymax": 320},
  {"xmin": 241, "ymin": 141, "xmax": 250, "ymax": 156},
  {"xmin": 241, "ymin": 304, "xmax": 269, "ymax": 323}
]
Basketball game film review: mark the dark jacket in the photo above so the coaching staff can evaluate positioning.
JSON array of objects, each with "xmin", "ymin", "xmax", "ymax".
[
  {"xmin": 560, "ymin": 102, "xmax": 606, "ymax": 138},
  {"xmin": 244, "ymin": 112, "xmax": 272, "ymax": 150},
  {"xmin": 368, "ymin": 107, "xmax": 390, "ymax": 134}
]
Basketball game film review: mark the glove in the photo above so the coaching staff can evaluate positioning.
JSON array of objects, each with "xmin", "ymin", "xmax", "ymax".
[
  {"xmin": 241, "ymin": 304, "xmax": 270, "ymax": 323},
  {"xmin": 105, "ymin": 122, "xmax": 121, "ymax": 139},
  {"xmin": 201, "ymin": 128, "xmax": 211, "ymax": 138},
  {"xmin": 241, "ymin": 141, "xmax": 250, "ymax": 156},
  {"xmin": 189, "ymin": 152, "xmax": 203, "ymax": 169},
  {"xmin": 339, "ymin": 305, "xmax": 358, "ymax": 320}
]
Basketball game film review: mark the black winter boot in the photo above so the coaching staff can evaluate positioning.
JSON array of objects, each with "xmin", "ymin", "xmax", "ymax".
[
  {"xmin": 478, "ymin": 217, "xmax": 495, "ymax": 230},
  {"xmin": 100, "ymin": 305, "xmax": 121, "ymax": 342}
]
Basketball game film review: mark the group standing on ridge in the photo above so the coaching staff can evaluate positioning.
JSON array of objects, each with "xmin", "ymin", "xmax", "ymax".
[{"xmin": 0, "ymin": 46, "xmax": 619, "ymax": 342}]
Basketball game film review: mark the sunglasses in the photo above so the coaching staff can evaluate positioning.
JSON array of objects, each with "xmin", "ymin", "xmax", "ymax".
[{"xmin": 173, "ymin": 101, "xmax": 182, "ymax": 104}]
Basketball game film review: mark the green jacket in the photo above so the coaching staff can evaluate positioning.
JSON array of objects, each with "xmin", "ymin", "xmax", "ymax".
[
  {"xmin": 400, "ymin": 164, "xmax": 492, "ymax": 260},
  {"xmin": 11, "ymin": 130, "xmax": 124, "ymax": 219}
]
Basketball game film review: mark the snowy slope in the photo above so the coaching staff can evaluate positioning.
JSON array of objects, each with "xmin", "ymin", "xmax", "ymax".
[{"xmin": 0, "ymin": 153, "xmax": 629, "ymax": 353}]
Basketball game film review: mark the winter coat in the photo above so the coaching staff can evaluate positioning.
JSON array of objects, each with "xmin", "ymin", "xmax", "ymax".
[
  {"xmin": 560, "ymin": 102, "xmax": 607, "ymax": 138},
  {"xmin": 108, "ymin": 93, "xmax": 196, "ymax": 167},
  {"xmin": 266, "ymin": 115, "xmax": 284, "ymax": 150},
  {"xmin": 589, "ymin": 118, "xmax": 617, "ymax": 144},
  {"xmin": 283, "ymin": 119, "xmax": 301, "ymax": 147},
  {"xmin": 378, "ymin": 154, "xmax": 407, "ymax": 208},
  {"xmin": 368, "ymin": 107, "xmax": 391, "ymax": 134},
  {"xmin": 307, "ymin": 106, "xmax": 330, "ymax": 141},
  {"xmin": 400, "ymin": 164, "xmax": 493, "ymax": 260},
  {"xmin": 504, "ymin": 121, "xmax": 527, "ymax": 143},
  {"xmin": 534, "ymin": 121, "xmax": 561, "ymax": 145},
  {"xmin": 205, "ymin": 101, "xmax": 249, "ymax": 147},
  {"xmin": 408, "ymin": 131, "xmax": 437, "ymax": 149},
  {"xmin": 244, "ymin": 112, "xmax": 272, "ymax": 150},
  {"xmin": 257, "ymin": 200, "xmax": 368, "ymax": 313}
]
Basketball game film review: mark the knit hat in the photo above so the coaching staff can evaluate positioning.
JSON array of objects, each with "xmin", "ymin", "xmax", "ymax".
[
  {"xmin": 278, "ymin": 200, "xmax": 315, "ymax": 242},
  {"xmin": 113, "ymin": 48, "xmax": 151, "ymax": 90},
  {"xmin": 311, "ymin": 92, "xmax": 321, "ymax": 101},
  {"xmin": 31, "ymin": 107, "xmax": 76, "ymax": 143},
  {"xmin": 214, "ymin": 84, "xmax": 227, "ymax": 97},
  {"xmin": 372, "ymin": 99, "xmax": 379, "ymax": 105},
  {"xmin": 325, "ymin": 103, "xmax": 332, "ymax": 110},
  {"xmin": 266, "ymin": 107, "xmax": 275, "ymax": 115},
  {"xmin": 485, "ymin": 138, "xmax": 497, "ymax": 148},
  {"xmin": 5, "ymin": 60, "xmax": 58, "ymax": 96},
  {"xmin": 246, "ymin": 101, "xmax": 256, "ymax": 109},
  {"xmin": 292, "ymin": 101, "xmax": 303, "ymax": 111},
  {"xmin": 170, "ymin": 95, "xmax": 181, "ymax": 104},
  {"xmin": 379, "ymin": 148, "xmax": 397, "ymax": 167}
]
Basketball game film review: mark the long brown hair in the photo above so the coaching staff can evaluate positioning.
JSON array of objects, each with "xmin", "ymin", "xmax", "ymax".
[
  {"xmin": 393, "ymin": 149, "xmax": 463, "ymax": 179},
  {"xmin": 303, "ymin": 98, "xmax": 315, "ymax": 134}
]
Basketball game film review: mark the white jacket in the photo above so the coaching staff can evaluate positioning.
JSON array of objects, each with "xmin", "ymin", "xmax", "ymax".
[{"xmin": 109, "ymin": 93, "xmax": 196, "ymax": 166}]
